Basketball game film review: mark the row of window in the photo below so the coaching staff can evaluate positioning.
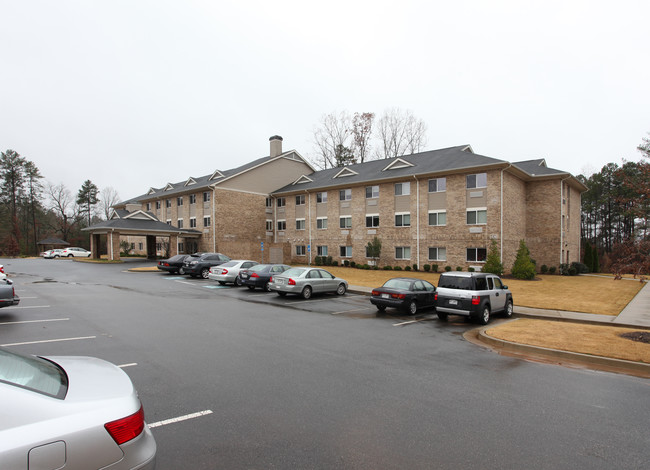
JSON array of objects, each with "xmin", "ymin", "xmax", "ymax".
[
  {"xmin": 297, "ymin": 245, "xmax": 487, "ymax": 262},
  {"xmin": 148, "ymin": 192, "xmax": 211, "ymax": 211},
  {"xmin": 269, "ymin": 174, "xmax": 486, "ymax": 208},
  {"xmin": 166, "ymin": 216, "xmax": 211, "ymax": 228},
  {"xmin": 269, "ymin": 209, "xmax": 487, "ymax": 231}
]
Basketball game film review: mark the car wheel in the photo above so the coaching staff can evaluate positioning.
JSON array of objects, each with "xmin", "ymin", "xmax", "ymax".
[
  {"xmin": 235, "ymin": 276, "xmax": 242, "ymax": 287},
  {"xmin": 218, "ymin": 281, "xmax": 226, "ymax": 286},
  {"xmin": 376, "ymin": 305, "xmax": 386, "ymax": 312},
  {"xmin": 67, "ymin": 254, "xmax": 73, "ymax": 258},
  {"xmin": 336, "ymin": 283, "xmax": 346, "ymax": 295},
  {"xmin": 406, "ymin": 300, "xmax": 417, "ymax": 315},
  {"xmin": 437, "ymin": 312, "xmax": 448, "ymax": 321},
  {"xmin": 247, "ymin": 286, "xmax": 255, "ymax": 290},
  {"xmin": 477, "ymin": 305, "xmax": 491, "ymax": 325},
  {"xmin": 277, "ymin": 292, "xmax": 287, "ymax": 297},
  {"xmin": 301, "ymin": 286, "xmax": 312, "ymax": 299},
  {"xmin": 201, "ymin": 268, "xmax": 210, "ymax": 279},
  {"xmin": 264, "ymin": 282, "xmax": 272, "ymax": 292},
  {"xmin": 179, "ymin": 267, "xmax": 185, "ymax": 275},
  {"xmin": 504, "ymin": 300, "xmax": 513, "ymax": 318}
]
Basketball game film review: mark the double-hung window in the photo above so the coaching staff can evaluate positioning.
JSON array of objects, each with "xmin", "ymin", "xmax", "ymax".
[
  {"xmin": 428, "ymin": 247, "xmax": 446, "ymax": 261},
  {"xmin": 203, "ymin": 216, "xmax": 211, "ymax": 227},
  {"xmin": 277, "ymin": 220, "xmax": 286, "ymax": 231},
  {"xmin": 266, "ymin": 220, "xmax": 273, "ymax": 231},
  {"xmin": 296, "ymin": 245, "xmax": 306, "ymax": 256},
  {"xmin": 428, "ymin": 210, "xmax": 447, "ymax": 226},
  {"xmin": 428, "ymin": 178, "xmax": 446, "ymax": 193},
  {"xmin": 317, "ymin": 217, "xmax": 327, "ymax": 229},
  {"xmin": 340, "ymin": 246, "xmax": 352, "ymax": 257},
  {"xmin": 317, "ymin": 192, "xmax": 327, "ymax": 203},
  {"xmin": 365, "ymin": 185, "xmax": 379, "ymax": 199},
  {"xmin": 189, "ymin": 217, "xmax": 197, "ymax": 228},
  {"xmin": 177, "ymin": 197, "xmax": 183, "ymax": 206},
  {"xmin": 467, "ymin": 208, "xmax": 487, "ymax": 225},
  {"xmin": 296, "ymin": 218, "xmax": 306, "ymax": 230},
  {"xmin": 395, "ymin": 212, "xmax": 411, "ymax": 227},
  {"xmin": 203, "ymin": 192, "xmax": 211, "ymax": 202},
  {"xmin": 177, "ymin": 219, "xmax": 184, "ymax": 229},
  {"xmin": 295, "ymin": 195, "xmax": 305, "ymax": 206},
  {"xmin": 339, "ymin": 189, "xmax": 352, "ymax": 201},
  {"xmin": 166, "ymin": 199, "xmax": 171, "ymax": 208},
  {"xmin": 189, "ymin": 194, "xmax": 196, "ymax": 204},
  {"xmin": 156, "ymin": 201, "xmax": 161, "ymax": 210},
  {"xmin": 339, "ymin": 216, "xmax": 352, "ymax": 229},
  {"xmin": 317, "ymin": 246, "xmax": 328, "ymax": 256},
  {"xmin": 277, "ymin": 197, "xmax": 286, "ymax": 208}
]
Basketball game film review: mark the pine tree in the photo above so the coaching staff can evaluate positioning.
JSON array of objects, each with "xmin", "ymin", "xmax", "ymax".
[
  {"xmin": 511, "ymin": 239, "xmax": 536, "ymax": 280},
  {"xmin": 592, "ymin": 245, "xmax": 600, "ymax": 273},
  {"xmin": 583, "ymin": 242, "xmax": 593, "ymax": 272},
  {"xmin": 482, "ymin": 239, "xmax": 504, "ymax": 275}
]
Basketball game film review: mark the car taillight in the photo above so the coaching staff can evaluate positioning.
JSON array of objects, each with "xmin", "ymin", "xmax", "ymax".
[
  {"xmin": 222, "ymin": 269, "xmax": 228, "ymax": 275},
  {"xmin": 471, "ymin": 296, "xmax": 480, "ymax": 305},
  {"xmin": 371, "ymin": 290, "xmax": 379, "ymax": 296},
  {"xmin": 250, "ymin": 273, "xmax": 259, "ymax": 278},
  {"xmin": 392, "ymin": 293, "xmax": 406, "ymax": 300},
  {"xmin": 269, "ymin": 276, "xmax": 273, "ymax": 282},
  {"xmin": 0, "ymin": 266, "xmax": 4, "ymax": 273},
  {"xmin": 164, "ymin": 263, "xmax": 169, "ymax": 267},
  {"xmin": 288, "ymin": 278, "xmax": 296, "ymax": 286},
  {"xmin": 105, "ymin": 405, "xmax": 145, "ymax": 445},
  {"xmin": 434, "ymin": 293, "xmax": 438, "ymax": 301}
]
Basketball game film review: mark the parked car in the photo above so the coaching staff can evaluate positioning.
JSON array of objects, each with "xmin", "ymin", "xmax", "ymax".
[
  {"xmin": 0, "ymin": 279, "xmax": 19, "ymax": 308},
  {"xmin": 0, "ymin": 265, "xmax": 5, "ymax": 281},
  {"xmin": 208, "ymin": 260, "xmax": 259, "ymax": 285},
  {"xmin": 0, "ymin": 347, "xmax": 156, "ymax": 469},
  {"xmin": 370, "ymin": 277, "xmax": 437, "ymax": 315},
  {"xmin": 181, "ymin": 252, "xmax": 231, "ymax": 278},
  {"xmin": 435, "ymin": 272, "xmax": 513, "ymax": 324},
  {"xmin": 60, "ymin": 247, "xmax": 91, "ymax": 258},
  {"xmin": 239, "ymin": 264, "xmax": 290, "ymax": 291},
  {"xmin": 157, "ymin": 254, "xmax": 190, "ymax": 274},
  {"xmin": 269, "ymin": 267, "xmax": 348, "ymax": 299},
  {"xmin": 43, "ymin": 249, "xmax": 65, "ymax": 259}
]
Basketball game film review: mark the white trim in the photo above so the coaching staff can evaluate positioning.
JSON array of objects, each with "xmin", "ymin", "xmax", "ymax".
[
  {"xmin": 147, "ymin": 187, "xmax": 157, "ymax": 195},
  {"xmin": 210, "ymin": 170, "xmax": 224, "ymax": 180},
  {"xmin": 124, "ymin": 210, "xmax": 159, "ymax": 221},
  {"xmin": 184, "ymin": 177, "xmax": 197, "ymax": 186},
  {"xmin": 164, "ymin": 183, "xmax": 174, "ymax": 191},
  {"xmin": 333, "ymin": 167, "xmax": 358, "ymax": 178},
  {"xmin": 293, "ymin": 175, "xmax": 313, "ymax": 184},
  {"xmin": 382, "ymin": 157, "xmax": 414, "ymax": 171}
]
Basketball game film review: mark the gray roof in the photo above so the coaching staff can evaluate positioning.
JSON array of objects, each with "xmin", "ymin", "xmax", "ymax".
[
  {"xmin": 272, "ymin": 145, "xmax": 506, "ymax": 194},
  {"xmin": 83, "ymin": 217, "xmax": 202, "ymax": 235},
  {"xmin": 512, "ymin": 159, "xmax": 568, "ymax": 177},
  {"xmin": 119, "ymin": 151, "xmax": 304, "ymax": 205},
  {"xmin": 37, "ymin": 237, "xmax": 70, "ymax": 246}
]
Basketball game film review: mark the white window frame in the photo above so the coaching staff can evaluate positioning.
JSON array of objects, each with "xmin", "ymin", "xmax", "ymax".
[
  {"xmin": 177, "ymin": 218, "xmax": 183, "ymax": 229},
  {"xmin": 203, "ymin": 192, "xmax": 211, "ymax": 202},
  {"xmin": 295, "ymin": 195, "xmax": 305, "ymax": 206},
  {"xmin": 339, "ymin": 216, "xmax": 352, "ymax": 229},
  {"xmin": 177, "ymin": 197, "xmax": 183, "ymax": 206},
  {"xmin": 466, "ymin": 208, "xmax": 487, "ymax": 225},
  {"xmin": 166, "ymin": 219, "xmax": 171, "ymax": 225},
  {"xmin": 365, "ymin": 185, "xmax": 379, "ymax": 199},
  {"xmin": 339, "ymin": 189, "xmax": 352, "ymax": 201},
  {"xmin": 317, "ymin": 217, "xmax": 328, "ymax": 229},
  {"xmin": 395, "ymin": 212, "xmax": 411, "ymax": 227},
  {"xmin": 296, "ymin": 218, "xmax": 306, "ymax": 230},
  {"xmin": 189, "ymin": 194, "xmax": 196, "ymax": 204},
  {"xmin": 277, "ymin": 219, "xmax": 286, "ymax": 231},
  {"xmin": 296, "ymin": 245, "xmax": 306, "ymax": 256},
  {"xmin": 277, "ymin": 197, "xmax": 286, "ymax": 207},
  {"xmin": 189, "ymin": 217, "xmax": 197, "ymax": 228},
  {"xmin": 467, "ymin": 247, "xmax": 487, "ymax": 262},
  {"xmin": 428, "ymin": 178, "xmax": 447, "ymax": 193},
  {"xmin": 395, "ymin": 246, "xmax": 411, "ymax": 260},
  {"xmin": 428, "ymin": 247, "xmax": 447, "ymax": 261},
  {"xmin": 340, "ymin": 246, "xmax": 352, "ymax": 257},
  {"xmin": 265, "ymin": 219, "xmax": 273, "ymax": 231},
  {"xmin": 428, "ymin": 210, "xmax": 447, "ymax": 226},
  {"xmin": 394, "ymin": 182, "xmax": 410, "ymax": 196},
  {"xmin": 203, "ymin": 216, "xmax": 211, "ymax": 227},
  {"xmin": 365, "ymin": 214, "xmax": 379, "ymax": 228},
  {"xmin": 317, "ymin": 245, "xmax": 328, "ymax": 256},
  {"xmin": 317, "ymin": 192, "xmax": 328, "ymax": 203},
  {"xmin": 466, "ymin": 173, "xmax": 487, "ymax": 189}
]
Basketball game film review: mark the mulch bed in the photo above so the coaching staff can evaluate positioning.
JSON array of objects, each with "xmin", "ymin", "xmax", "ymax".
[{"xmin": 620, "ymin": 332, "xmax": 650, "ymax": 344}]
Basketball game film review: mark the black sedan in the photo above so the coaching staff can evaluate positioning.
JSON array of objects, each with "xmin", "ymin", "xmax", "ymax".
[
  {"xmin": 370, "ymin": 277, "xmax": 436, "ymax": 315},
  {"xmin": 157, "ymin": 254, "xmax": 190, "ymax": 274},
  {"xmin": 182, "ymin": 253, "xmax": 231, "ymax": 279},
  {"xmin": 239, "ymin": 264, "xmax": 290, "ymax": 291}
]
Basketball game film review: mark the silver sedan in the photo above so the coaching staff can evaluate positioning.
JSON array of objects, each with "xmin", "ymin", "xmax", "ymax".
[
  {"xmin": 208, "ymin": 259, "xmax": 258, "ymax": 286},
  {"xmin": 0, "ymin": 347, "xmax": 156, "ymax": 469},
  {"xmin": 269, "ymin": 267, "xmax": 348, "ymax": 299}
]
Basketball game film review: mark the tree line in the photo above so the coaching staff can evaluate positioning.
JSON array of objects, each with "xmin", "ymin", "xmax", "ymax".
[
  {"xmin": 578, "ymin": 133, "xmax": 650, "ymax": 275},
  {"xmin": 0, "ymin": 149, "xmax": 120, "ymax": 256}
]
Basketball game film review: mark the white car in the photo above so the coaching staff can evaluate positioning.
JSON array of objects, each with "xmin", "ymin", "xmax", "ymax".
[
  {"xmin": 43, "ymin": 249, "xmax": 65, "ymax": 259},
  {"xmin": 208, "ymin": 260, "xmax": 258, "ymax": 286},
  {"xmin": 0, "ymin": 265, "xmax": 5, "ymax": 281},
  {"xmin": 60, "ymin": 247, "xmax": 91, "ymax": 258},
  {"xmin": 0, "ymin": 347, "xmax": 156, "ymax": 469}
]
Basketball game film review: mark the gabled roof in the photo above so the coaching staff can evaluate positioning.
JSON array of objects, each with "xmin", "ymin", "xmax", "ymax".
[
  {"xmin": 185, "ymin": 177, "xmax": 197, "ymax": 186},
  {"xmin": 209, "ymin": 170, "xmax": 224, "ymax": 180},
  {"xmin": 293, "ymin": 175, "xmax": 313, "ymax": 185},
  {"xmin": 272, "ymin": 145, "xmax": 504, "ymax": 194}
]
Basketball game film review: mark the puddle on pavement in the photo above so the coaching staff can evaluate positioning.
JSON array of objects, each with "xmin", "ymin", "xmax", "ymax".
[{"xmin": 33, "ymin": 278, "xmax": 57, "ymax": 283}]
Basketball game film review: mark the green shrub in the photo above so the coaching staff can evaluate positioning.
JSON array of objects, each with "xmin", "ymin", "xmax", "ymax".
[
  {"xmin": 482, "ymin": 239, "xmax": 504, "ymax": 276},
  {"xmin": 540, "ymin": 264, "xmax": 548, "ymax": 274},
  {"xmin": 315, "ymin": 256, "xmax": 322, "ymax": 266},
  {"xmin": 350, "ymin": 261, "xmax": 356, "ymax": 268},
  {"xmin": 468, "ymin": 267, "xmax": 475, "ymax": 272},
  {"xmin": 331, "ymin": 260, "xmax": 338, "ymax": 266},
  {"xmin": 394, "ymin": 266, "xmax": 403, "ymax": 271},
  {"xmin": 412, "ymin": 264, "xmax": 418, "ymax": 271},
  {"xmin": 445, "ymin": 266, "xmax": 452, "ymax": 272},
  {"xmin": 432, "ymin": 264, "xmax": 439, "ymax": 272},
  {"xmin": 383, "ymin": 266, "xmax": 393, "ymax": 270},
  {"xmin": 549, "ymin": 266, "xmax": 557, "ymax": 274},
  {"xmin": 455, "ymin": 266, "xmax": 462, "ymax": 271},
  {"xmin": 343, "ymin": 260, "xmax": 350, "ymax": 267},
  {"xmin": 405, "ymin": 266, "xmax": 411, "ymax": 271},
  {"xmin": 423, "ymin": 264, "xmax": 431, "ymax": 272},
  {"xmin": 571, "ymin": 261, "xmax": 589, "ymax": 274},
  {"xmin": 511, "ymin": 239, "xmax": 536, "ymax": 280}
]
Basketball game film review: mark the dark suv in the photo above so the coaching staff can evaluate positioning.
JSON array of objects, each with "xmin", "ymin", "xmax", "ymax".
[
  {"xmin": 435, "ymin": 272, "xmax": 513, "ymax": 325},
  {"xmin": 181, "ymin": 253, "xmax": 231, "ymax": 279}
]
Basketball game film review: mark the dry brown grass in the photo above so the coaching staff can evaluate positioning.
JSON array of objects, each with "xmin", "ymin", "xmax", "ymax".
[
  {"xmin": 318, "ymin": 267, "xmax": 644, "ymax": 316},
  {"xmin": 486, "ymin": 319, "xmax": 650, "ymax": 363}
]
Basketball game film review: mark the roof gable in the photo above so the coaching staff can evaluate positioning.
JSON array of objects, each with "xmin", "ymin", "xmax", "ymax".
[
  {"xmin": 293, "ymin": 175, "xmax": 313, "ymax": 185},
  {"xmin": 382, "ymin": 157, "xmax": 414, "ymax": 171},
  {"xmin": 124, "ymin": 210, "xmax": 158, "ymax": 221},
  {"xmin": 210, "ymin": 170, "xmax": 224, "ymax": 180},
  {"xmin": 164, "ymin": 183, "xmax": 174, "ymax": 191},
  {"xmin": 184, "ymin": 177, "xmax": 197, "ymax": 186},
  {"xmin": 333, "ymin": 167, "xmax": 359, "ymax": 178}
]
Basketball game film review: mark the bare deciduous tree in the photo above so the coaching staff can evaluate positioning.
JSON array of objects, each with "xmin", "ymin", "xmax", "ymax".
[
  {"xmin": 375, "ymin": 108, "xmax": 428, "ymax": 159},
  {"xmin": 100, "ymin": 186, "xmax": 121, "ymax": 220},
  {"xmin": 351, "ymin": 112, "xmax": 374, "ymax": 163},
  {"xmin": 312, "ymin": 111, "xmax": 353, "ymax": 169},
  {"xmin": 46, "ymin": 182, "xmax": 82, "ymax": 241}
]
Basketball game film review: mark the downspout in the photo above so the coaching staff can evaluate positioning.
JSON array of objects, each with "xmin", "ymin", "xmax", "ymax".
[
  {"xmin": 413, "ymin": 175, "xmax": 419, "ymax": 269},
  {"xmin": 212, "ymin": 185, "xmax": 217, "ymax": 253},
  {"xmin": 500, "ymin": 164, "xmax": 512, "ymax": 265},
  {"xmin": 307, "ymin": 191, "xmax": 312, "ymax": 266},
  {"xmin": 560, "ymin": 176, "xmax": 571, "ymax": 265},
  {"xmin": 109, "ymin": 228, "xmax": 114, "ymax": 261}
]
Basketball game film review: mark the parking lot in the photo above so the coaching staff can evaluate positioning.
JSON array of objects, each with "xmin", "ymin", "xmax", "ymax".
[{"xmin": 2, "ymin": 258, "xmax": 650, "ymax": 469}]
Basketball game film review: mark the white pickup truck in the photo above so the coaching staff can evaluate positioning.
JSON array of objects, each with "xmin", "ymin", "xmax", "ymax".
[{"xmin": 435, "ymin": 272, "xmax": 513, "ymax": 325}]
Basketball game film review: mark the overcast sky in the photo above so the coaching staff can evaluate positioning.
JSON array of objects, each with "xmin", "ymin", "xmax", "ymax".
[{"xmin": 2, "ymin": 0, "xmax": 649, "ymax": 203}]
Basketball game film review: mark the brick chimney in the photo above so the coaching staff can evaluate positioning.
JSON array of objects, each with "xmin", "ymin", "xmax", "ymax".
[{"xmin": 269, "ymin": 135, "xmax": 283, "ymax": 158}]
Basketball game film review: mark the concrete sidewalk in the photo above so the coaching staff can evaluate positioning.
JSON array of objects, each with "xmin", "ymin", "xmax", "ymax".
[{"xmin": 349, "ymin": 280, "xmax": 650, "ymax": 328}]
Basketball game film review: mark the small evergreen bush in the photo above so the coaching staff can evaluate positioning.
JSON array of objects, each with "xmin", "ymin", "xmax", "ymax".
[
  {"xmin": 405, "ymin": 266, "xmax": 411, "ymax": 271},
  {"xmin": 445, "ymin": 266, "xmax": 452, "ymax": 272},
  {"xmin": 423, "ymin": 264, "xmax": 431, "ymax": 272},
  {"xmin": 511, "ymin": 239, "xmax": 536, "ymax": 280},
  {"xmin": 540, "ymin": 264, "xmax": 548, "ymax": 274},
  {"xmin": 549, "ymin": 266, "xmax": 557, "ymax": 274}
]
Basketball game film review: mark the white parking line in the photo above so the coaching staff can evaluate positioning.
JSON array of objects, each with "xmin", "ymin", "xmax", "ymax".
[
  {"xmin": 0, "ymin": 318, "xmax": 69, "ymax": 326},
  {"xmin": 331, "ymin": 307, "xmax": 374, "ymax": 315},
  {"xmin": 175, "ymin": 280, "xmax": 196, "ymax": 286},
  {"xmin": 4, "ymin": 305, "xmax": 51, "ymax": 309},
  {"xmin": 117, "ymin": 363, "xmax": 138, "ymax": 368},
  {"xmin": 1, "ymin": 336, "xmax": 96, "ymax": 347},
  {"xmin": 148, "ymin": 410, "xmax": 213, "ymax": 429}
]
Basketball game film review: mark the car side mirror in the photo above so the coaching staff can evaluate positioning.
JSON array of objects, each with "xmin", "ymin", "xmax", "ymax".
[{"xmin": 502, "ymin": 285, "xmax": 508, "ymax": 290}]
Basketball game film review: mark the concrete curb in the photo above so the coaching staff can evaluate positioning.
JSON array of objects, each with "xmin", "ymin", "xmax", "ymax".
[{"xmin": 476, "ymin": 321, "xmax": 650, "ymax": 378}]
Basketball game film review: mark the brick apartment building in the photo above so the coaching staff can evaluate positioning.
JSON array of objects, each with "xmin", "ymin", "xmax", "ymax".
[{"xmin": 87, "ymin": 136, "xmax": 586, "ymax": 272}]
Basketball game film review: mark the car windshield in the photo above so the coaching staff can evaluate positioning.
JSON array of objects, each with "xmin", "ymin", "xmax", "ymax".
[
  {"xmin": 438, "ymin": 276, "xmax": 474, "ymax": 290},
  {"xmin": 281, "ymin": 268, "xmax": 307, "ymax": 277},
  {"xmin": 250, "ymin": 264, "xmax": 270, "ymax": 272},
  {"xmin": 220, "ymin": 261, "xmax": 238, "ymax": 268},
  {"xmin": 0, "ymin": 348, "xmax": 68, "ymax": 399},
  {"xmin": 168, "ymin": 255, "xmax": 186, "ymax": 262},
  {"xmin": 383, "ymin": 279, "xmax": 413, "ymax": 290}
]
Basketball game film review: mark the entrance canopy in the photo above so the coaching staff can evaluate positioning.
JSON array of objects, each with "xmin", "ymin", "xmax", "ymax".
[{"xmin": 83, "ymin": 209, "xmax": 201, "ymax": 260}]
